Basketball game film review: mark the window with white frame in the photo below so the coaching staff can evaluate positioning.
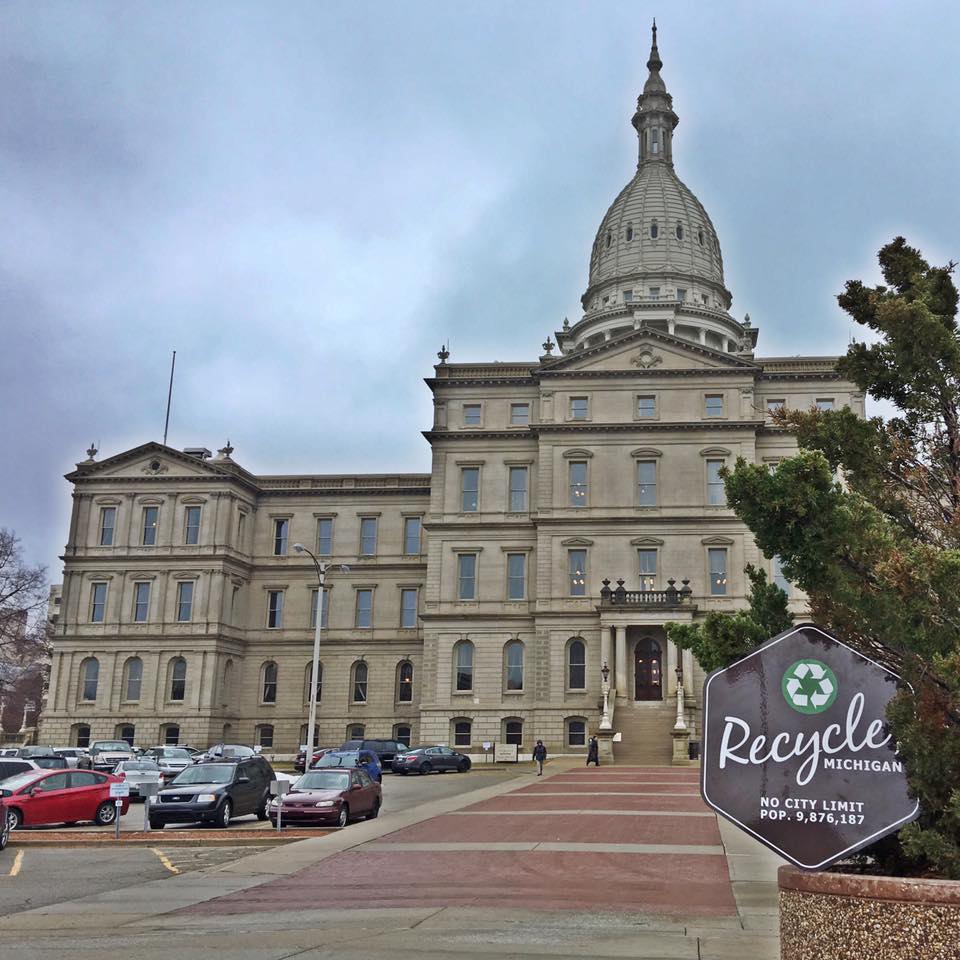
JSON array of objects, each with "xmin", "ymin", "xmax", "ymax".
[
  {"xmin": 169, "ymin": 658, "xmax": 187, "ymax": 701},
  {"xmin": 267, "ymin": 590, "xmax": 283, "ymax": 628},
  {"xmin": 355, "ymin": 589, "xmax": 373, "ymax": 628},
  {"xmin": 317, "ymin": 517, "xmax": 333, "ymax": 555},
  {"xmin": 816, "ymin": 398, "xmax": 835, "ymax": 411},
  {"xmin": 707, "ymin": 459, "xmax": 726, "ymax": 505},
  {"xmin": 142, "ymin": 506, "xmax": 159, "ymax": 545},
  {"xmin": 568, "ymin": 549, "xmax": 587, "ymax": 596},
  {"xmin": 463, "ymin": 403, "xmax": 481, "ymax": 426},
  {"xmin": 81, "ymin": 658, "xmax": 99, "ymax": 702},
  {"xmin": 510, "ymin": 403, "xmax": 530, "ymax": 426},
  {"xmin": 637, "ymin": 460, "xmax": 657, "ymax": 506},
  {"xmin": 569, "ymin": 396, "xmax": 589, "ymax": 420},
  {"xmin": 133, "ymin": 582, "xmax": 151, "ymax": 623},
  {"xmin": 403, "ymin": 517, "xmax": 421, "ymax": 555},
  {"xmin": 400, "ymin": 588, "xmax": 418, "ymax": 628},
  {"xmin": 457, "ymin": 553, "xmax": 477, "ymax": 600},
  {"xmin": 453, "ymin": 719, "xmax": 471, "ymax": 747},
  {"xmin": 352, "ymin": 661, "xmax": 368, "ymax": 703},
  {"xmin": 123, "ymin": 657, "xmax": 143, "ymax": 702},
  {"xmin": 90, "ymin": 582, "xmax": 107, "ymax": 623},
  {"xmin": 505, "ymin": 640, "xmax": 524, "ymax": 691},
  {"xmin": 99, "ymin": 506, "xmax": 116, "ymax": 546},
  {"xmin": 394, "ymin": 724, "xmax": 411, "ymax": 746},
  {"xmin": 773, "ymin": 555, "xmax": 791, "ymax": 595},
  {"xmin": 504, "ymin": 719, "xmax": 523, "ymax": 745},
  {"xmin": 638, "ymin": 549, "xmax": 657, "ymax": 591},
  {"xmin": 567, "ymin": 639, "xmax": 586, "ymax": 689},
  {"xmin": 256, "ymin": 724, "xmax": 274, "ymax": 749},
  {"xmin": 637, "ymin": 395, "xmax": 656, "ymax": 419},
  {"xmin": 359, "ymin": 517, "xmax": 378, "ymax": 556},
  {"xmin": 454, "ymin": 640, "xmax": 474, "ymax": 692},
  {"xmin": 569, "ymin": 461, "xmax": 588, "ymax": 506},
  {"xmin": 567, "ymin": 717, "xmax": 587, "ymax": 746},
  {"xmin": 184, "ymin": 506, "xmax": 201, "ymax": 545},
  {"xmin": 273, "ymin": 518, "xmax": 289, "ymax": 556},
  {"xmin": 259, "ymin": 661, "xmax": 277, "ymax": 703},
  {"xmin": 704, "ymin": 394, "xmax": 724, "ymax": 418},
  {"xmin": 397, "ymin": 661, "xmax": 414, "ymax": 702},
  {"xmin": 709, "ymin": 548, "xmax": 728, "ymax": 596},
  {"xmin": 461, "ymin": 468, "xmax": 479, "ymax": 513},
  {"xmin": 508, "ymin": 466, "xmax": 528, "ymax": 512},
  {"xmin": 506, "ymin": 553, "xmax": 526, "ymax": 600}
]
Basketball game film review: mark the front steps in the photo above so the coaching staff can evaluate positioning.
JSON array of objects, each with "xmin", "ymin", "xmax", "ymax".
[{"xmin": 611, "ymin": 699, "xmax": 676, "ymax": 765}]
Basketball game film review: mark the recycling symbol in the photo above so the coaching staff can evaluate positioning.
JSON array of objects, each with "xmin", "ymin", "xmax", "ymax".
[{"xmin": 781, "ymin": 659, "xmax": 838, "ymax": 714}]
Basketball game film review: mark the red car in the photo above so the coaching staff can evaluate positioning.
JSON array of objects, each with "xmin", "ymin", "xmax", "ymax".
[
  {"xmin": 293, "ymin": 747, "xmax": 331, "ymax": 774},
  {"xmin": 269, "ymin": 767, "xmax": 381, "ymax": 828},
  {"xmin": 1, "ymin": 769, "xmax": 130, "ymax": 830}
]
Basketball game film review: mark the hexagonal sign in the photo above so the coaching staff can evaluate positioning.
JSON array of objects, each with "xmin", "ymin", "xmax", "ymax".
[{"xmin": 701, "ymin": 623, "xmax": 919, "ymax": 870}]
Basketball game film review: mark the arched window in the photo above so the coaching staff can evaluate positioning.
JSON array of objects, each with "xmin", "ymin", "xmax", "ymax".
[
  {"xmin": 567, "ymin": 639, "xmax": 586, "ymax": 689},
  {"xmin": 221, "ymin": 659, "xmax": 233, "ymax": 706},
  {"xmin": 504, "ymin": 718, "xmax": 523, "ymax": 745},
  {"xmin": 73, "ymin": 723, "xmax": 91, "ymax": 748},
  {"xmin": 117, "ymin": 724, "xmax": 135, "ymax": 746},
  {"xmin": 168, "ymin": 657, "xmax": 187, "ymax": 702},
  {"xmin": 676, "ymin": 223, "xmax": 684, "ymax": 240},
  {"xmin": 304, "ymin": 661, "xmax": 323, "ymax": 704},
  {"xmin": 394, "ymin": 723, "xmax": 412, "ymax": 746},
  {"xmin": 396, "ymin": 661, "xmax": 414, "ymax": 703},
  {"xmin": 80, "ymin": 658, "xmax": 99, "ymax": 702},
  {"xmin": 261, "ymin": 661, "xmax": 278, "ymax": 704},
  {"xmin": 650, "ymin": 220, "xmax": 658, "ymax": 239},
  {"xmin": 566, "ymin": 717, "xmax": 587, "ymax": 747},
  {"xmin": 300, "ymin": 723, "xmax": 319, "ymax": 748},
  {"xmin": 162, "ymin": 723, "xmax": 180, "ymax": 746},
  {"xmin": 452, "ymin": 718, "xmax": 472, "ymax": 747},
  {"xmin": 454, "ymin": 640, "xmax": 474, "ymax": 692},
  {"xmin": 698, "ymin": 228, "xmax": 704, "ymax": 246},
  {"xmin": 256, "ymin": 724, "xmax": 274, "ymax": 749},
  {"xmin": 625, "ymin": 224, "xmax": 633, "ymax": 242},
  {"xmin": 352, "ymin": 661, "xmax": 368, "ymax": 703},
  {"xmin": 348, "ymin": 724, "xmax": 365, "ymax": 740},
  {"xmin": 505, "ymin": 640, "xmax": 524, "ymax": 691},
  {"xmin": 123, "ymin": 657, "xmax": 143, "ymax": 702},
  {"xmin": 605, "ymin": 232, "xmax": 611, "ymax": 248}
]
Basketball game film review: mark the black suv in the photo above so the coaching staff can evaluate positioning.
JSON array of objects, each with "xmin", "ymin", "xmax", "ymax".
[
  {"xmin": 148, "ymin": 756, "xmax": 275, "ymax": 829},
  {"xmin": 339, "ymin": 739, "xmax": 409, "ymax": 767}
]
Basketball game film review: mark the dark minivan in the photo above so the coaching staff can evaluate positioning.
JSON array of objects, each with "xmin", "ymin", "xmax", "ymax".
[
  {"xmin": 148, "ymin": 756, "xmax": 274, "ymax": 829},
  {"xmin": 339, "ymin": 739, "xmax": 408, "ymax": 768}
]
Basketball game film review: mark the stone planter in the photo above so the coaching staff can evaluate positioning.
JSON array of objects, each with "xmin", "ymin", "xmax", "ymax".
[{"xmin": 779, "ymin": 864, "xmax": 960, "ymax": 960}]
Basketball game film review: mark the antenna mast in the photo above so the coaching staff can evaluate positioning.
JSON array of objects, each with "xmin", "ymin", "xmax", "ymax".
[{"xmin": 163, "ymin": 350, "xmax": 176, "ymax": 446}]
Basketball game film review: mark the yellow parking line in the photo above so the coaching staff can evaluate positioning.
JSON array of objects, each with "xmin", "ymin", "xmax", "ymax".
[
  {"xmin": 149, "ymin": 847, "xmax": 180, "ymax": 875},
  {"xmin": 8, "ymin": 850, "xmax": 24, "ymax": 877}
]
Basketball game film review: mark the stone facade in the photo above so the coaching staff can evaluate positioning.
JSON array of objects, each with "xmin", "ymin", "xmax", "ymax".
[{"xmin": 40, "ymin": 29, "xmax": 862, "ymax": 759}]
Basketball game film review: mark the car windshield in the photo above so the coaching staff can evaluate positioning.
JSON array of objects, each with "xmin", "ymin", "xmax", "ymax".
[
  {"xmin": 120, "ymin": 761, "xmax": 158, "ymax": 772},
  {"xmin": 314, "ymin": 753, "xmax": 359, "ymax": 769},
  {"xmin": 1, "ymin": 772, "xmax": 43, "ymax": 792},
  {"xmin": 93, "ymin": 742, "xmax": 131, "ymax": 752},
  {"xmin": 170, "ymin": 764, "xmax": 234, "ymax": 785},
  {"xmin": 294, "ymin": 771, "xmax": 350, "ymax": 792},
  {"xmin": 159, "ymin": 748, "xmax": 190, "ymax": 759}
]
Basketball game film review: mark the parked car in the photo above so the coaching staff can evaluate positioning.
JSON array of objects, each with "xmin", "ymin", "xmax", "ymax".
[
  {"xmin": 114, "ymin": 759, "xmax": 162, "ymax": 799},
  {"xmin": 142, "ymin": 746, "xmax": 194, "ymax": 781},
  {"xmin": 393, "ymin": 746, "xmax": 471, "ymax": 775},
  {"xmin": 147, "ymin": 756, "xmax": 274, "ymax": 829},
  {"xmin": 312, "ymin": 750, "xmax": 381, "ymax": 783},
  {"xmin": 0, "ymin": 769, "xmax": 130, "ymax": 830},
  {"xmin": 194, "ymin": 743, "xmax": 257, "ymax": 763},
  {"xmin": 14, "ymin": 746, "xmax": 57, "ymax": 759},
  {"xmin": 0, "ymin": 758, "xmax": 40, "ymax": 783},
  {"xmin": 339, "ymin": 739, "xmax": 410, "ymax": 768},
  {"xmin": 293, "ymin": 747, "xmax": 332, "ymax": 774},
  {"xmin": 78, "ymin": 740, "xmax": 136, "ymax": 773},
  {"xmin": 29, "ymin": 755, "xmax": 69, "ymax": 770},
  {"xmin": 269, "ymin": 767, "xmax": 381, "ymax": 828},
  {"xmin": 0, "ymin": 795, "xmax": 8, "ymax": 851},
  {"xmin": 52, "ymin": 748, "xmax": 88, "ymax": 768}
]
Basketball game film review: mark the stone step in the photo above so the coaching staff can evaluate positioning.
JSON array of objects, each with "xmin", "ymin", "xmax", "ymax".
[{"xmin": 611, "ymin": 702, "xmax": 678, "ymax": 764}]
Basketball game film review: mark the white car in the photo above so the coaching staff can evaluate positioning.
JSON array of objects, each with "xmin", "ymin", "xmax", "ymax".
[
  {"xmin": 52, "ymin": 748, "xmax": 88, "ymax": 768},
  {"xmin": 114, "ymin": 759, "xmax": 162, "ymax": 798},
  {"xmin": 142, "ymin": 746, "xmax": 194, "ymax": 781}
]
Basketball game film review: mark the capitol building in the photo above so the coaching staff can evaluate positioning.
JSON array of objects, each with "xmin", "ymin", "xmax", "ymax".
[{"xmin": 39, "ymin": 30, "xmax": 860, "ymax": 761}]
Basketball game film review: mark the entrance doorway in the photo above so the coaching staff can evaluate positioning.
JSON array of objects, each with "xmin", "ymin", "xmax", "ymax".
[{"xmin": 635, "ymin": 637, "xmax": 663, "ymax": 700}]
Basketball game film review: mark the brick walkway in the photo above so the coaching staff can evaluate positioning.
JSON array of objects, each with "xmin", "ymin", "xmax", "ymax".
[{"xmin": 187, "ymin": 765, "xmax": 738, "ymax": 917}]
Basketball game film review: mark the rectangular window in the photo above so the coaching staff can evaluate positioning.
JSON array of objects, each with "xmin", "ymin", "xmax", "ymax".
[
  {"xmin": 773, "ymin": 555, "xmax": 791, "ymax": 595},
  {"xmin": 267, "ymin": 590, "xmax": 283, "ymax": 628},
  {"xmin": 461, "ymin": 467, "xmax": 479, "ymax": 513},
  {"xmin": 638, "ymin": 550, "xmax": 657, "ymax": 591},
  {"xmin": 463, "ymin": 403, "xmax": 481, "ymax": 426},
  {"xmin": 359, "ymin": 517, "xmax": 378, "ymax": 556},
  {"xmin": 648, "ymin": 286, "xmax": 660, "ymax": 299},
  {"xmin": 310, "ymin": 588, "xmax": 329, "ymax": 629},
  {"xmin": 707, "ymin": 459, "xmax": 726, "ymax": 505},
  {"xmin": 705, "ymin": 394, "xmax": 724, "ymax": 418},
  {"xmin": 569, "ymin": 396, "xmax": 589, "ymax": 420},
  {"xmin": 355, "ymin": 589, "xmax": 373, "ymax": 628},
  {"xmin": 142, "ymin": 506, "xmax": 159, "ymax": 546},
  {"xmin": 403, "ymin": 517, "xmax": 421, "ymax": 556},
  {"xmin": 133, "ymin": 582, "xmax": 150, "ymax": 623},
  {"xmin": 99, "ymin": 507, "xmax": 116, "ymax": 546},
  {"xmin": 676, "ymin": 288, "xmax": 687, "ymax": 301},
  {"xmin": 176, "ymin": 581, "xmax": 194, "ymax": 622},
  {"xmin": 508, "ymin": 466, "xmax": 528, "ymax": 512},
  {"xmin": 568, "ymin": 549, "xmax": 587, "ymax": 596},
  {"xmin": 637, "ymin": 460, "xmax": 657, "ymax": 506},
  {"xmin": 507, "ymin": 553, "xmax": 526, "ymax": 600},
  {"xmin": 181, "ymin": 506, "xmax": 201, "ymax": 545},
  {"xmin": 569, "ymin": 461, "xmax": 588, "ymax": 507},
  {"xmin": 237, "ymin": 511, "xmax": 246, "ymax": 548},
  {"xmin": 317, "ymin": 517, "xmax": 333, "ymax": 556},
  {"xmin": 709, "ymin": 548, "xmax": 728, "ymax": 596},
  {"xmin": 767, "ymin": 399, "xmax": 785, "ymax": 416},
  {"xmin": 623, "ymin": 289, "xmax": 633, "ymax": 303},
  {"xmin": 457, "ymin": 554, "xmax": 477, "ymax": 600},
  {"xmin": 400, "ymin": 588, "xmax": 418, "ymax": 628},
  {"xmin": 816, "ymin": 398, "xmax": 835, "ymax": 411},
  {"xmin": 637, "ymin": 395, "xmax": 656, "ymax": 418},
  {"xmin": 273, "ymin": 518, "xmax": 288, "ymax": 556},
  {"xmin": 510, "ymin": 403, "xmax": 530, "ymax": 426},
  {"xmin": 90, "ymin": 583, "xmax": 107, "ymax": 623}
]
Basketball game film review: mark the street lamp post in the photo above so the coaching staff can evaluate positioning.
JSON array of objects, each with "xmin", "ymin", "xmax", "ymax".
[
  {"xmin": 600, "ymin": 660, "xmax": 612, "ymax": 731},
  {"xmin": 293, "ymin": 543, "xmax": 329, "ymax": 765}
]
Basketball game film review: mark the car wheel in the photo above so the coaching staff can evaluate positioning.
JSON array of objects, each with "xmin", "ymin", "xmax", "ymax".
[
  {"xmin": 256, "ymin": 796, "xmax": 269, "ymax": 821},
  {"xmin": 337, "ymin": 804, "xmax": 349, "ymax": 828},
  {"xmin": 149, "ymin": 819, "xmax": 163, "ymax": 830},
  {"xmin": 94, "ymin": 802, "xmax": 117, "ymax": 826},
  {"xmin": 6, "ymin": 808, "xmax": 22, "ymax": 832},
  {"xmin": 457, "ymin": 760, "xmax": 470, "ymax": 773},
  {"xmin": 217, "ymin": 800, "xmax": 232, "ymax": 829},
  {"xmin": 367, "ymin": 798, "xmax": 381, "ymax": 820},
  {"xmin": 0, "ymin": 820, "xmax": 8, "ymax": 850},
  {"xmin": 419, "ymin": 762, "xmax": 432, "ymax": 776}
]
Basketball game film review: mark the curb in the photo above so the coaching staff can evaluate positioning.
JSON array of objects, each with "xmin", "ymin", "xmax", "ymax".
[{"xmin": 9, "ymin": 829, "xmax": 329, "ymax": 848}]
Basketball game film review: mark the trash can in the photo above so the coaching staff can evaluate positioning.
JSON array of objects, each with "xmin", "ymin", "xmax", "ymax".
[{"xmin": 688, "ymin": 740, "xmax": 701, "ymax": 761}]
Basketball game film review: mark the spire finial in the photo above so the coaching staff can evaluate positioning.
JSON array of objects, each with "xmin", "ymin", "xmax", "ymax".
[
  {"xmin": 647, "ymin": 19, "xmax": 663, "ymax": 73},
  {"xmin": 652, "ymin": 18, "xmax": 657, "ymax": 44}
]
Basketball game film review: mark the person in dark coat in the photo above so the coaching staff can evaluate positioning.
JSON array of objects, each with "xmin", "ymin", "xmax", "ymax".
[
  {"xmin": 586, "ymin": 736, "xmax": 600, "ymax": 766},
  {"xmin": 532, "ymin": 740, "xmax": 547, "ymax": 776}
]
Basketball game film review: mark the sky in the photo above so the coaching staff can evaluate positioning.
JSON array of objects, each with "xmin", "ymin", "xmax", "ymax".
[{"xmin": 2, "ymin": 1, "xmax": 959, "ymax": 581}]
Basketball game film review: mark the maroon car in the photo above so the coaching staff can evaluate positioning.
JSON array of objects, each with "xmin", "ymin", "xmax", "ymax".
[
  {"xmin": 269, "ymin": 768, "xmax": 381, "ymax": 828},
  {"xmin": 293, "ymin": 747, "xmax": 331, "ymax": 774}
]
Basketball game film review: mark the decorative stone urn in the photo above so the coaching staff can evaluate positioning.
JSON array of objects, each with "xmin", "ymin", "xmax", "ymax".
[{"xmin": 778, "ymin": 865, "xmax": 960, "ymax": 960}]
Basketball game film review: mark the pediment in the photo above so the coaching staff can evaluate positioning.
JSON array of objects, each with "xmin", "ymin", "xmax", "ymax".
[
  {"xmin": 67, "ymin": 442, "xmax": 237, "ymax": 482},
  {"xmin": 542, "ymin": 326, "xmax": 758, "ymax": 375}
]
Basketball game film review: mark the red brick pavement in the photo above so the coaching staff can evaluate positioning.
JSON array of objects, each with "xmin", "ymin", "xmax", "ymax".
[{"xmin": 463, "ymin": 793, "xmax": 708, "ymax": 812}]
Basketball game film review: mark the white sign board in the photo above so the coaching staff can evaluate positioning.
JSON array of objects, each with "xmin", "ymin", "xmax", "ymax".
[
  {"xmin": 482, "ymin": 742, "xmax": 492, "ymax": 751},
  {"xmin": 494, "ymin": 742, "xmax": 518, "ymax": 763},
  {"xmin": 109, "ymin": 782, "xmax": 130, "ymax": 798}
]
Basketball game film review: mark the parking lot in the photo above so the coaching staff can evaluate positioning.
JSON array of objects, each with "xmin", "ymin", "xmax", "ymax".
[{"xmin": 0, "ymin": 766, "xmax": 522, "ymax": 917}]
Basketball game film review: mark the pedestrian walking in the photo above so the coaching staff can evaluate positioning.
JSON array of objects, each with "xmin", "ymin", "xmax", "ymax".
[
  {"xmin": 533, "ymin": 739, "xmax": 547, "ymax": 776},
  {"xmin": 586, "ymin": 735, "xmax": 600, "ymax": 767}
]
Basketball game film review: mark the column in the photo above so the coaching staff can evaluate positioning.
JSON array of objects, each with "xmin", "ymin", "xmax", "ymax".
[
  {"xmin": 615, "ymin": 625, "xmax": 627, "ymax": 694},
  {"xmin": 600, "ymin": 626, "xmax": 611, "ymax": 680}
]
